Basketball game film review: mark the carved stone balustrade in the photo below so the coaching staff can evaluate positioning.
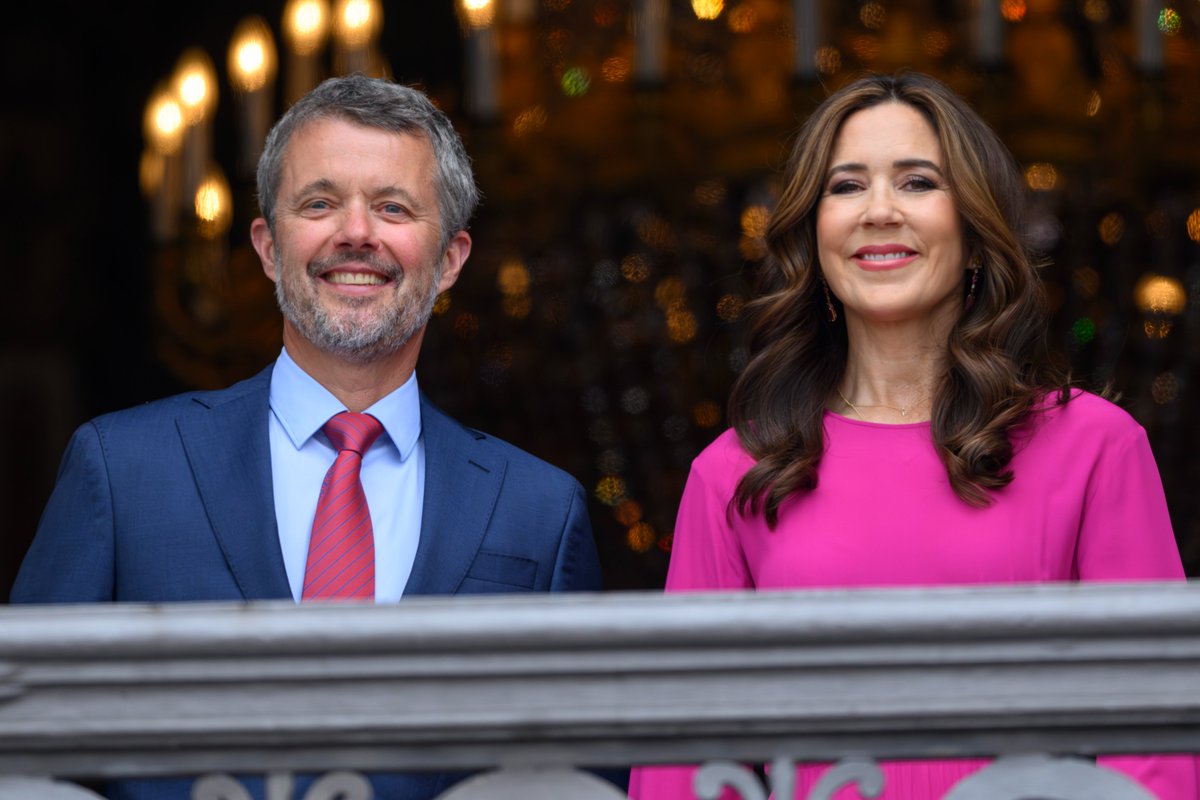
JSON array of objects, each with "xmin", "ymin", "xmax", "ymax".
[{"xmin": 1, "ymin": 582, "xmax": 1198, "ymax": 798}]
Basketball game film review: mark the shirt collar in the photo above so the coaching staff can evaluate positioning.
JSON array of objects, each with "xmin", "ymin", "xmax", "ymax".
[{"xmin": 268, "ymin": 347, "xmax": 422, "ymax": 460}]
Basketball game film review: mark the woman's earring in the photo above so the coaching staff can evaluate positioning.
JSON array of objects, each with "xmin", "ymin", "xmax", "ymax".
[
  {"xmin": 822, "ymin": 280, "xmax": 838, "ymax": 322},
  {"xmin": 965, "ymin": 264, "xmax": 981, "ymax": 311}
]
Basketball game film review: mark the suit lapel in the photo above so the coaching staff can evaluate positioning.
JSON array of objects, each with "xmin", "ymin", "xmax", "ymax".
[
  {"xmin": 404, "ymin": 397, "xmax": 506, "ymax": 596},
  {"xmin": 176, "ymin": 368, "xmax": 292, "ymax": 601}
]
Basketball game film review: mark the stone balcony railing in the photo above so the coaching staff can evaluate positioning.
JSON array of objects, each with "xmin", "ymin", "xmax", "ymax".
[{"xmin": 2, "ymin": 582, "xmax": 1199, "ymax": 799}]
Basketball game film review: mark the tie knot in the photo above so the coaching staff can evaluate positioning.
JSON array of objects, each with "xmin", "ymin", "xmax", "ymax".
[{"xmin": 323, "ymin": 412, "xmax": 384, "ymax": 456}]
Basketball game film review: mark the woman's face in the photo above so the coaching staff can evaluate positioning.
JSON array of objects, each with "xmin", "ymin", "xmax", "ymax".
[{"xmin": 816, "ymin": 101, "xmax": 966, "ymax": 329}]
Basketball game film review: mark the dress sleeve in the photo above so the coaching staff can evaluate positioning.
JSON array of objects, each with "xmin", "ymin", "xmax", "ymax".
[
  {"xmin": 663, "ymin": 453, "xmax": 754, "ymax": 592},
  {"xmin": 1075, "ymin": 422, "xmax": 1183, "ymax": 580},
  {"xmin": 628, "ymin": 449, "xmax": 750, "ymax": 800},
  {"xmin": 1075, "ymin": 422, "xmax": 1197, "ymax": 798}
]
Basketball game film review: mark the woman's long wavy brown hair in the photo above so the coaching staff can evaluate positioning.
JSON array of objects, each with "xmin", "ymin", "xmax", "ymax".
[{"xmin": 730, "ymin": 72, "xmax": 1068, "ymax": 527}]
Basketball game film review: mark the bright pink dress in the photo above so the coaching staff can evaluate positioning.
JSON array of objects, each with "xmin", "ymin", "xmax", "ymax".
[{"xmin": 629, "ymin": 392, "xmax": 1197, "ymax": 799}]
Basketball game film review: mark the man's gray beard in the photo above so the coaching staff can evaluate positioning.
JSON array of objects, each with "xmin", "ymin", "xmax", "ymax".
[{"xmin": 274, "ymin": 250, "xmax": 442, "ymax": 365}]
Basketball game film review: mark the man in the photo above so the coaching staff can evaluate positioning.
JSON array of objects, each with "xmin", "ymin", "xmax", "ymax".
[{"xmin": 12, "ymin": 75, "xmax": 602, "ymax": 798}]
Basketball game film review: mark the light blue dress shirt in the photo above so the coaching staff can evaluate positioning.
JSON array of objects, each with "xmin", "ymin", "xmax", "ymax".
[{"xmin": 268, "ymin": 348, "xmax": 424, "ymax": 603}]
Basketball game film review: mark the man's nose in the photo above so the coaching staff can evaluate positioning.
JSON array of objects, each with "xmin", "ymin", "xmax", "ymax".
[{"xmin": 335, "ymin": 202, "xmax": 379, "ymax": 248}]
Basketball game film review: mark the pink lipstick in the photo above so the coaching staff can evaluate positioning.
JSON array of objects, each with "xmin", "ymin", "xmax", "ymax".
[{"xmin": 852, "ymin": 244, "xmax": 918, "ymax": 272}]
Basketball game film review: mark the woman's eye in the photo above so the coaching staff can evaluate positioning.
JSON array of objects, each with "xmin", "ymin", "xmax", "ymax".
[
  {"xmin": 902, "ymin": 176, "xmax": 938, "ymax": 192},
  {"xmin": 828, "ymin": 180, "xmax": 863, "ymax": 195}
]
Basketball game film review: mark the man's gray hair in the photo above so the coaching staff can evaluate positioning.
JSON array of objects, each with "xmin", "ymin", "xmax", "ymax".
[{"xmin": 256, "ymin": 74, "xmax": 480, "ymax": 246}]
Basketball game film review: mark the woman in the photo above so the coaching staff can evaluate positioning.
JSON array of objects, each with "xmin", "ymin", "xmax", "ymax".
[{"xmin": 629, "ymin": 72, "xmax": 1195, "ymax": 799}]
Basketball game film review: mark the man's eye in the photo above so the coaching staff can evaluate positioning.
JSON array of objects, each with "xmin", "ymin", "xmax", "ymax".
[
  {"xmin": 306, "ymin": 200, "xmax": 330, "ymax": 210},
  {"xmin": 381, "ymin": 203, "xmax": 405, "ymax": 214}
]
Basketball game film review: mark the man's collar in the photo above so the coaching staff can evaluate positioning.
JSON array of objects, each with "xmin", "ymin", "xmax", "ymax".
[{"xmin": 268, "ymin": 347, "xmax": 421, "ymax": 460}]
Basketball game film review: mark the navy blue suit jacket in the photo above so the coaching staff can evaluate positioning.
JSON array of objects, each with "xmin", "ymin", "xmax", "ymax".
[{"xmin": 12, "ymin": 366, "xmax": 603, "ymax": 799}]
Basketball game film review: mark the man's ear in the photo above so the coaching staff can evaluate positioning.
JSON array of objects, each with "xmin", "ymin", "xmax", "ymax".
[
  {"xmin": 250, "ymin": 218, "xmax": 278, "ymax": 281},
  {"xmin": 437, "ymin": 230, "xmax": 472, "ymax": 294}
]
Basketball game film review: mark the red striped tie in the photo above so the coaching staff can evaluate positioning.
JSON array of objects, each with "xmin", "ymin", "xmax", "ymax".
[{"xmin": 302, "ymin": 412, "xmax": 384, "ymax": 601}]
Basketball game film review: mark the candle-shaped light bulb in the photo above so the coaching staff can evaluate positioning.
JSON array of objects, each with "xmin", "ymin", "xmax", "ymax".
[
  {"xmin": 458, "ymin": 0, "xmax": 495, "ymax": 29},
  {"xmin": 144, "ymin": 83, "xmax": 185, "ymax": 155},
  {"xmin": 195, "ymin": 167, "xmax": 234, "ymax": 239},
  {"xmin": 173, "ymin": 48, "xmax": 218, "ymax": 126},
  {"xmin": 230, "ymin": 16, "xmax": 277, "ymax": 93},
  {"xmin": 284, "ymin": 0, "xmax": 331, "ymax": 103},
  {"xmin": 335, "ymin": 0, "xmax": 381, "ymax": 49},
  {"xmin": 229, "ymin": 16, "xmax": 279, "ymax": 176},
  {"xmin": 285, "ymin": 0, "xmax": 331, "ymax": 55},
  {"xmin": 333, "ymin": 0, "xmax": 381, "ymax": 75}
]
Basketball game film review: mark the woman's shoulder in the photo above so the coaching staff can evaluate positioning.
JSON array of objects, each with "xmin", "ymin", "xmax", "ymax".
[
  {"xmin": 690, "ymin": 428, "xmax": 757, "ymax": 481},
  {"xmin": 1037, "ymin": 388, "xmax": 1140, "ymax": 428},
  {"xmin": 1024, "ymin": 388, "xmax": 1146, "ymax": 449}
]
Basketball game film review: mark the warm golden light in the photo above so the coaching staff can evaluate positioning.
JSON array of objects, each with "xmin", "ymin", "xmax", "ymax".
[
  {"xmin": 815, "ymin": 47, "xmax": 842, "ymax": 76},
  {"xmin": 1024, "ymin": 163, "xmax": 1058, "ymax": 192},
  {"xmin": 601, "ymin": 56, "xmax": 632, "ymax": 83},
  {"xmin": 1000, "ymin": 0, "xmax": 1027, "ymax": 22},
  {"xmin": 502, "ymin": 294, "xmax": 532, "ymax": 319},
  {"xmin": 1135, "ymin": 274, "xmax": 1187, "ymax": 316},
  {"xmin": 859, "ymin": 2, "xmax": 886, "ymax": 29},
  {"xmin": 741, "ymin": 204, "xmax": 770, "ymax": 239},
  {"xmin": 512, "ymin": 106, "xmax": 548, "ymax": 136},
  {"xmin": 173, "ymin": 49, "xmax": 218, "ymax": 125},
  {"xmin": 194, "ymin": 168, "xmax": 233, "ymax": 238},
  {"xmin": 1152, "ymin": 372, "xmax": 1179, "ymax": 404},
  {"xmin": 691, "ymin": 0, "xmax": 724, "ymax": 20},
  {"xmin": 285, "ymin": 0, "xmax": 331, "ymax": 55},
  {"xmin": 922, "ymin": 30, "xmax": 951, "ymax": 57},
  {"xmin": 621, "ymin": 254, "xmax": 651, "ymax": 283},
  {"xmin": 728, "ymin": 4, "xmax": 757, "ymax": 32},
  {"xmin": 1083, "ymin": 0, "xmax": 1109, "ymax": 23},
  {"xmin": 335, "ymin": 0, "xmax": 381, "ymax": 48},
  {"xmin": 626, "ymin": 522, "xmax": 656, "ymax": 553},
  {"xmin": 654, "ymin": 277, "xmax": 686, "ymax": 310},
  {"xmin": 458, "ymin": 0, "xmax": 495, "ymax": 28},
  {"xmin": 229, "ymin": 16, "xmax": 278, "ymax": 92},
  {"xmin": 614, "ymin": 499, "xmax": 643, "ymax": 526},
  {"xmin": 144, "ymin": 84, "xmax": 185, "ymax": 154},
  {"xmin": 666, "ymin": 309, "xmax": 699, "ymax": 343},
  {"xmin": 716, "ymin": 294, "xmax": 745, "ymax": 321},
  {"xmin": 1086, "ymin": 90, "xmax": 1102, "ymax": 117},
  {"xmin": 497, "ymin": 259, "xmax": 530, "ymax": 295},
  {"xmin": 595, "ymin": 475, "xmax": 627, "ymax": 506},
  {"xmin": 1098, "ymin": 212, "xmax": 1124, "ymax": 245}
]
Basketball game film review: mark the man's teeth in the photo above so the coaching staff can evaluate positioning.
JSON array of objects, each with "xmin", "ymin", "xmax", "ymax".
[
  {"xmin": 326, "ymin": 272, "xmax": 386, "ymax": 285},
  {"xmin": 859, "ymin": 252, "xmax": 913, "ymax": 261}
]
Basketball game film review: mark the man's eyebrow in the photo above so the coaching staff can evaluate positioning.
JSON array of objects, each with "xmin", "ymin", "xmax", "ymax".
[
  {"xmin": 291, "ymin": 178, "xmax": 338, "ymax": 201},
  {"xmin": 374, "ymin": 185, "xmax": 425, "ymax": 210}
]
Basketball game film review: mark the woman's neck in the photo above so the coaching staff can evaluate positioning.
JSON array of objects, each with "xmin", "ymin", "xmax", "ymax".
[{"xmin": 834, "ymin": 314, "xmax": 950, "ymax": 423}]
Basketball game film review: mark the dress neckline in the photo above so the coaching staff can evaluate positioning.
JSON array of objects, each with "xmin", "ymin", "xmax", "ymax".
[{"xmin": 824, "ymin": 408, "xmax": 931, "ymax": 430}]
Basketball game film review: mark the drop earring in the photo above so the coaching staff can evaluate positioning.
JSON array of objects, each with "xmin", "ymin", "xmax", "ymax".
[
  {"xmin": 965, "ymin": 264, "xmax": 981, "ymax": 311},
  {"xmin": 822, "ymin": 279, "xmax": 838, "ymax": 322}
]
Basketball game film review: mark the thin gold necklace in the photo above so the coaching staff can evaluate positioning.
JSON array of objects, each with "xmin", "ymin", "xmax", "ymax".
[{"xmin": 836, "ymin": 387, "xmax": 916, "ymax": 420}]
